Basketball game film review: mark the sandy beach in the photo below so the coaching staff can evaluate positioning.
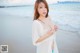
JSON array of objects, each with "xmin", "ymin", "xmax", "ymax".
[
  {"xmin": 56, "ymin": 29, "xmax": 80, "ymax": 53},
  {"xmin": 0, "ymin": 16, "xmax": 80, "ymax": 53}
]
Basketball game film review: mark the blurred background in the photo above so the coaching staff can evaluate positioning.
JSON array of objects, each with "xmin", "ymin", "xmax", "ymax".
[{"xmin": 0, "ymin": 0, "xmax": 80, "ymax": 53}]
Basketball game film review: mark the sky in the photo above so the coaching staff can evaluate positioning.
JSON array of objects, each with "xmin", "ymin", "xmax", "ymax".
[
  {"xmin": 4, "ymin": 0, "xmax": 58, "ymax": 4},
  {"xmin": 0, "ymin": 0, "xmax": 80, "ymax": 5},
  {"xmin": 7, "ymin": 0, "xmax": 80, "ymax": 4}
]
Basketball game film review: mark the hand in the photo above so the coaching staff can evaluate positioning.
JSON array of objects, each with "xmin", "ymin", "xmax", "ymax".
[
  {"xmin": 47, "ymin": 28, "xmax": 55, "ymax": 36},
  {"xmin": 54, "ymin": 25, "xmax": 58, "ymax": 31}
]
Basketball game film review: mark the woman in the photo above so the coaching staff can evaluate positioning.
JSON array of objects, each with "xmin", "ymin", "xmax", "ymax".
[{"xmin": 32, "ymin": 0, "xmax": 59, "ymax": 53}]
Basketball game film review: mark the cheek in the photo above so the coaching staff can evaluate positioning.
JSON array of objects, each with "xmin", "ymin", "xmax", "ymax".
[
  {"xmin": 38, "ymin": 8, "xmax": 43, "ymax": 14},
  {"xmin": 45, "ymin": 8, "xmax": 47, "ymax": 12}
]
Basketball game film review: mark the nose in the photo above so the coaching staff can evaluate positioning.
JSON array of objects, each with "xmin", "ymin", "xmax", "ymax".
[{"xmin": 43, "ymin": 8, "xmax": 46, "ymax": 11}]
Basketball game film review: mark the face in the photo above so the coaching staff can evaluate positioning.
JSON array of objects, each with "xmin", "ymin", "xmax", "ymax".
[{"xmin": 38, "ymin": 2, "xmax": 47, "ymax": 17}]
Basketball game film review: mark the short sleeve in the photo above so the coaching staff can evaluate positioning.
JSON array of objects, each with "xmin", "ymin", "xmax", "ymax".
[{"xmin": 32, "ymin": 20, "xmax": 41, "ymax": 46}]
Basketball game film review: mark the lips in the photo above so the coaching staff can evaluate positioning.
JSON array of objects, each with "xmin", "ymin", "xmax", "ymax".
[{"xmin": 43, "ymin": 12, "xmax": 47, "ymax": 15}]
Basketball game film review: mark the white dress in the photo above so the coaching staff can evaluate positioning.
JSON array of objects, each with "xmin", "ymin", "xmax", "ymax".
[{"xmin": 32, "ymin": 20, "xmax": 59, "ymax": 53}]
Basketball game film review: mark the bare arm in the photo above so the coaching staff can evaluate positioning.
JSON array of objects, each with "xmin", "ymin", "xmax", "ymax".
[
  {"xmin": 36, "ymin": 28, "xmax": 55, "ymax": 43},
  {"xmin": 35, "ymin": 17, "xmax": 58, "ymax": 43}
]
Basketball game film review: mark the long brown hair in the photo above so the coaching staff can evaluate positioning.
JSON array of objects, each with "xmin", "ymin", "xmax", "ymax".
[{"xmin": 34, "ymin": 0, "xmax": 49, "ymax": 20}]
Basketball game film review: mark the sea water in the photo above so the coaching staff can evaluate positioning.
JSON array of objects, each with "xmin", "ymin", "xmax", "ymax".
[{"xmin": 49, "ymin": 2, "xmax": 80, "ymax": 32}]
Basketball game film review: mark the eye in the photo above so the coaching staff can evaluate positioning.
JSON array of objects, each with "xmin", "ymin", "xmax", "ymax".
[{"xmin": 40, "ymin": 6, "xmax": 42, "ymax": 9}]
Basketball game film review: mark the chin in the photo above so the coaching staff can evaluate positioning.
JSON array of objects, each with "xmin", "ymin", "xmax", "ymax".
[{"xmin": 43, "ymin": 15, "xmax": 46, "ymax": 17}]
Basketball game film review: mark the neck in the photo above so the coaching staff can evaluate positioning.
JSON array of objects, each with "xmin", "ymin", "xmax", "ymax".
[{"xmin": 38, "ymin": 16, "xmax": 46, "ymax": 21}]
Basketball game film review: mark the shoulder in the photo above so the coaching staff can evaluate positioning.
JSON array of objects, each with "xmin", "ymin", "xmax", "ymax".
[
  {"xmin": 33, "ymin": 20, "xmax": 38, "ymax": 23},
  {"xmin": 33, "ymin": 20, "xmax": 39, "ymax": 24},
  {"xmin": 32, "ymin": 20, "xmax": 42, "ymax": 29},
  {"xmin": 32, "ymin": 20, "xmax": 40, "ymax": 26}
]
